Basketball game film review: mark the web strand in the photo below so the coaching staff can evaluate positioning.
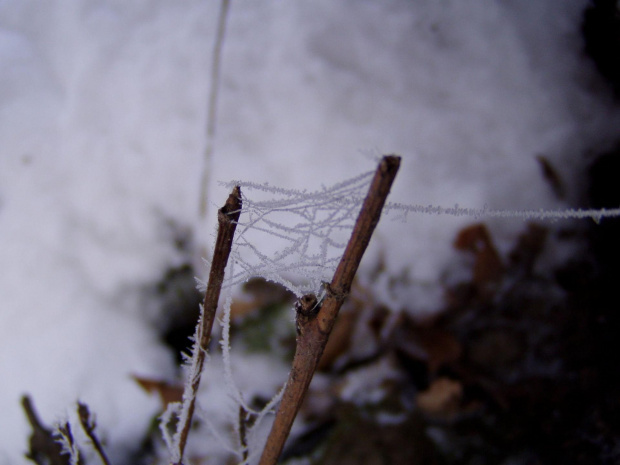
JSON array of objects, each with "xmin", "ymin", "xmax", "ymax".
[
  {"xmin": 222, "ymin": 171, "xmax": 375, "ymax": 296},
  {"xmin": 222, "ymin": 171, "xmax": 618, "ymax": 298}
]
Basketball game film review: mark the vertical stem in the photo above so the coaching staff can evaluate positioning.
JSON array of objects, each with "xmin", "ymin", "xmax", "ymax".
[
  {"xmin": 77, "ymin": 402, "xmax": 111, "ymax": 465},
  {"xmin": 239, "ymin": 405, "xmax": 251, "ymax": 462},
  {"xmin": 174, "ymin": 186, "xmax": 241, "ymax": 464},
  {"xmin": 199, "ymin": 0, "xmax": 232, "ymax": 220},
  {"xmin": 258, "ymin": 156, "xmax": 401, "ymax": 465}
]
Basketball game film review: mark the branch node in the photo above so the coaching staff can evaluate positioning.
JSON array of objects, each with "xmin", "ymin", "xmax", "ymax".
[{"xmin": 325, "ymin": 283, "xmax": 348, "ymax": 302}]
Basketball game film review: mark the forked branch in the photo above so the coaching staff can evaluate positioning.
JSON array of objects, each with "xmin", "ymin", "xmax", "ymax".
[{"xmin": 258, "ymin": 155, "xmax": 401, "ymax": 465}]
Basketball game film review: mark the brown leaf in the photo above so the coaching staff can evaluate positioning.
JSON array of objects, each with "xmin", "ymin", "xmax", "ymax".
[
  {"xmin": 133, "ymin": 376, "xmax": 184, "ymax": 408},
  {"xmin": 454, "ymin": 223, "xmax": 503, "ymax": 297},
  {"xmin": 417, "ymin": 377, "xmax": 463, "ymax": 420}
]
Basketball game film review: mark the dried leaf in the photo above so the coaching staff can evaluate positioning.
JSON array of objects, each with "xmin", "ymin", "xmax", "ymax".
[
  {"xmin": 133, "ymin": 376, "xmax": 184, "ymax": 408},
  {"xmin": 454, "ymin": 223, "xmax": 503, "ymax": 297},
  {"xmin": 417, "ymin": 377, "xmax": 463, "ymax": 419}
]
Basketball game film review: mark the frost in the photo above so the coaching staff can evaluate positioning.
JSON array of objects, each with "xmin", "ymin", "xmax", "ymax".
[
  {"xmin": 224, "ymin": 168, "xmax": 619, "ymax": 302},
  {"xmin": 166, "ymin": 302, "xmax": 211, "ymax": 461},
  {"xmin": 54, "ymin": 421, "xmax": 81, "ymax": 465},
  {"xmin": 384, "ymin": 201, "xmax": 620, "ymax": 222},
  {"xmin": 160, "ymin": 401, "xmax": 182, "ymax": 462},
  {"xmin": 222, "ymin": 169, "xmax": 375, "ymax": 297},
  {"xmin": 220, "ymin": 263, "xmax": 251, "ymax": 414}
]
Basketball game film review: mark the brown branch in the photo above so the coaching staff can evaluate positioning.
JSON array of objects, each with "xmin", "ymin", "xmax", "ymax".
[
  {"xmin": 174, "ymin": 186, "xmax": 242, "ymax": 464},
  {"xmin": 239, "ymin": 405, "xmax": 253, "ymax": 462},
  {"xmin": 22, "ymin": 395, "xmax": 71, "ymax": 465},
  {"xmin": 56, "ymin": 422, "xmax": 82, "ymax": 465},
  {"xmin": 258, "ymin": 155, "xmax": 401, "ymax": 465}
]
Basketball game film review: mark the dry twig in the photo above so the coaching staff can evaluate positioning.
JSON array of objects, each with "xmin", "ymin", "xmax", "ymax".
[
  {"xmin": 22, "ymin": 395, "xmax": 71, "ymax": 465},
  {"xmin": 198, "ymin": 0, "xmax": 232, "ymax": 219},
  {"xmin": 77, "ymin": 402, "xmax": 111, "ymax": 465},
  {"xmin": 258, "ymin": 155, "xmax": 401, "ymax": 465},
  {"xmin": 174, "ymin": 186, "xmax": 242, "ymax": 464}
]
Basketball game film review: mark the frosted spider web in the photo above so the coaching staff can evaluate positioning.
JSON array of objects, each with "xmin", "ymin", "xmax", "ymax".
[
  {"xmin": 222, "ymin": 165, "xmax": 619, "ymax": 299},
  {"xmin": 221, "ymin": 169, "xmax": 376, "ymax": 297},
  {"xmin": 162, "ymin": 170, "xmax": 379, "ymax": 464},
  {"xmin": 169, "ymin": 172, "xmax": 377, "ymax": 463}
]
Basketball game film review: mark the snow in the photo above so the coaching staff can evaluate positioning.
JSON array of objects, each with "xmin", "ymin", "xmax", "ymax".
[{"xmin": 1, "ymin": 0, "xmax": 619, "ymax": 463}]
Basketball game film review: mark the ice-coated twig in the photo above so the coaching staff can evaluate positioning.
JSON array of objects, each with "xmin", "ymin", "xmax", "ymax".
[
  {"xmin": 55, "ymin": 422, "xmax": 81, "ymax": 465},
  {"xmin": 168, "ymin": 186, "xmax": 241, "ymax": 465},
  {"xmin": 159, "ymin": 402, "xmax": 181, "ymax": 454},
  {"xmin": 258, "ymin": 155, "xmax": 401, "ymax": 465},
  {"xmin": 22, "ymin": 395, "xmax": 72, "ymax": 465},
  {"xmin": 75, "ymin": 402, "xmax": 111, "ymax": 465},
  {"xmin": 220, "ymin": 276, "xmax": 258, "ymax": 415}
]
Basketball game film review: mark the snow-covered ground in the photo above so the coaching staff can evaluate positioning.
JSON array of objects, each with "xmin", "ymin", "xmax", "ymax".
[{"xmin": 1, "ymin": 0, "xmax": 618, "ymax": 463}]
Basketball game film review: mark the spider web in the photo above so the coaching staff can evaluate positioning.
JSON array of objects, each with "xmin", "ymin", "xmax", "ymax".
[
  {"xmin": 220, "ymin": 167, "xmax": 620, "ymax": 299},
  {"xmin": 173, "ymin": 171, "xmax": 378, "ymax": 462},
  {"xmin": 221, "ymin": 169, "xmax": 375, "ymax": 297}
]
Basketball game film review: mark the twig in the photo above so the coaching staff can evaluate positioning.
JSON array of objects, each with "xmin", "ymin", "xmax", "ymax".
[
  {"xmin": 198, "ymin": 0, "xmax": 232, "ymax": 220},
  {"xmin": 77, "ymin": 402, "xmax": 111, "ymax": 465},
  {"xmin": 238, "ymin": 405, "xmax": 254, "ymax": 462},
  {"xmin": 174, "ymin": 186, "xmax": 242, "ymax": 464},
  {"xmin": 56, "ymin": 422, "xmax": 82, "ymax": 465},
  {"xmin": 22, "ymin": 395, "xmax": 71, "ymax": 465},
  {"xmin": 258, "ymin": 155, "xmax": 401, "ymax": 465}
]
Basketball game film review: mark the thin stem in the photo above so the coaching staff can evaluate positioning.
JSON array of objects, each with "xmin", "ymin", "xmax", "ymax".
[
  {"xmin": 174, "ymin": 186, "xmax": 242, "ymax": 464},
  {"xmin": 239, "ymin": 405, "xmax": 252, "ymax": 462},
  {"xmin": 77, "ymin": 402, "xmax": 111, "ymax": 465},
  {"xmin": 199, "ymin": 0, "xmax": 232, "ymax": 220},
  {"xmin": 258, "ymin": 155, "xmax": 401, "ymax": 465}
]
